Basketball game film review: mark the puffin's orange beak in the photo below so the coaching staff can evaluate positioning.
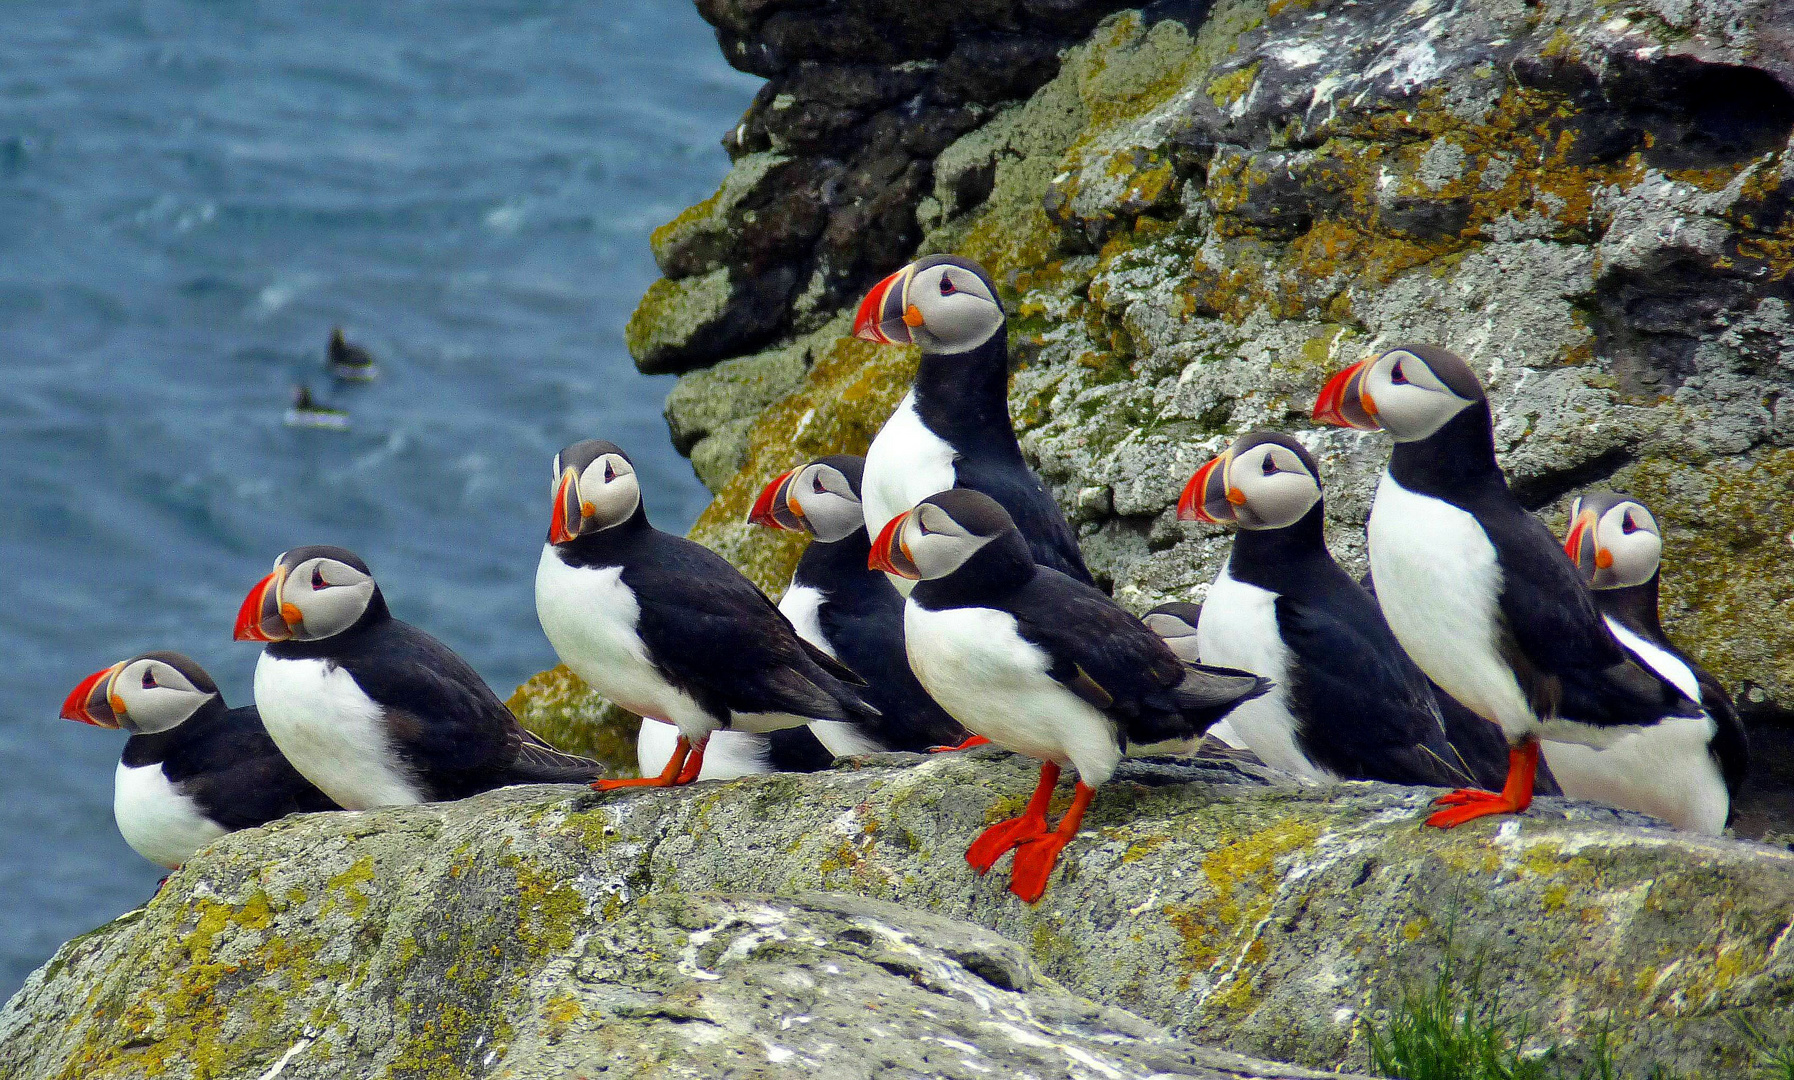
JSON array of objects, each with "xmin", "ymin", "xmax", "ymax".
[
  {"xmin": 868, "ymin": 511, "xmax": 921, "ymax": 579},
  {"xmin": 853, "ymin": 266, "xmax": 915, "ymax": 344},
  {"xmin": 1564, "ymin": 507, "xmax": 1601, "ymax": 578},
  {"xmin": 234, "ymin": 567, "xmax": 292, "ymax": 642},
  {"xmin": 1312, "ymin": 359, "xmax": 1379, "ymax": 430},
  {"xmin": 747, "ymin": 468, "xmax": 806, "ymax": 532},
  {"xmin": 1177, "ymin": 453, "xmax": 1237, "ymax": 524},
  {"xmin": 61, "ymin": 662, "xmax": 124, "ymax": 728},
  {"xmin": 548, "ymin": 467, "xmax": 583, "ymax": 546}
]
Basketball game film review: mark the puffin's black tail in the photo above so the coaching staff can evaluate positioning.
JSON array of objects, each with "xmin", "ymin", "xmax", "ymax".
[
  {"xmin": 1174, "ymin": 663, "xmax": 1272, "ymax": 720},
  {"xmin": 503, "ymin": 731, "xmax": 607, "ymax": 785}
]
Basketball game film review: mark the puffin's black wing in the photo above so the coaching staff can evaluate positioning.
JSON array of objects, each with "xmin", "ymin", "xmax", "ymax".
[
  {"xmin": 503, "ymin": 728, "xmax": 608, "ymax": 785},
  {"xmin": 626, "ymin": 533, "xmax": 878, "ymax": 726},
  {"xmin": 954, "ymin": 456, "xmax": 1094, "ymax": 585},
  {"xmin": 1476, "ymin": 502, "xmax": 1699, "ymax": 728},
  {"xmin": 1274, "ymin": 594, "xmax": 1478, "ymax": 787},
  {"xmin": 161, "ymin": 707, "xmax": 341, "ymax": 829},
  {"xmin": 768, "ymin": 727, "xmax": 838, "ymax": 772},
  {"xmin": 1008, "ymin": 570, "xmax": 1267, "ymax": 747},
  {"xmin": 340, "ymin": 620, "xmax": 565, "ymax": 796}
]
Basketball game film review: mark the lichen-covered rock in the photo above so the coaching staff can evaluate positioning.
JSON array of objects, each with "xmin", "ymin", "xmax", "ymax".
[
  {"xmin": 632, "ymin": 0, "xmax": 1794, "ymax": 716},
  {"xmin": 6, "ymin": 752, "xmax": 1794, "ymax": 1077}
]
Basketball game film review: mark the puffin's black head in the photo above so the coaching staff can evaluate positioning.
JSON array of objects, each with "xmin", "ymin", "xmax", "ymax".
[
  {"xmin": 61, "ymin": 651, "xmax": 222, "ymax": 735},
  {"xmin": 867, "ymin": 488, "xmax": 1026, "ymax": 581},
  {"xmin": 234, "ymin": 545, "xmax": 383, "ymax": 644},
  {"xmin": 548, "ymin": 440, "xmax": 643, "ymax": 544},
  {"xmin": 1313, "ymin": 344, "xmax": 1485, "ymax": 443},
  {"xmin": 1565, "ymin": 491, "xmax": 1662, "ymax": 590},
  {"xmin": 747, "ymin": 454, "xmax": 867, "ymax": 543},
  {"xmin": 1178, "ymin": 431, "xmax": 1323, "ymax": 531},
  {"xmin": 852, "ymin": 255, "xmax": 1004, "ymax": 355}
]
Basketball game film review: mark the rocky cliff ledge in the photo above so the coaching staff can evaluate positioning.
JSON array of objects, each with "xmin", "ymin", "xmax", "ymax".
[{"xmin": 5, "ymin": 752, "xmax": 1794, "ymax": 1077}]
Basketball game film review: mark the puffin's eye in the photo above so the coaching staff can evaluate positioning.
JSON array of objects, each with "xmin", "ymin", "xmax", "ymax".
[
  {"xmin": 604, "ymin": 462, "xmax": 616, "ymax": 483},
  {"xmin": 142, "ymin": 669, "xmax": 157, "ymax": 690},
  {"xmin": 1390, "ymin": 362, "xmax": 1408, "ymax": 385},
  {"xmin": 813, "ymin": 474, "xmax": 827, "ymax": 495},
  {"xmin": 1621, "ymin": 513, "xmax": 1639, "ymax": 534},
  {"xmin": 939, "ymin": 274, "xmax": 956, "ymax": 296},
  {"xmin": 1261, "ymin": 454, "xmax": 1278, "ymax": 476},
  {"xmin": 312, "ymin": 567, "xmax": 327, "ymax": 590}
]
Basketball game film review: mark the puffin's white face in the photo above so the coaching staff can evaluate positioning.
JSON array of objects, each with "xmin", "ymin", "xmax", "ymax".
[
  {"xmin": 786, "ymin": 463, "xmax": 863, "ymax": 543},
  {"xmin": 1178, "ymin": 433, "xmax": 1322, "ymax": 531},
  {"xmin": 234, "ymin": 546, "xmax": 380, "ymax": 643},
  {"xmin": 852, "ymin": 256, "xmax": 1004, "ymax": 354},
  {"xmin": 1142, "ymin": 604, "xmax": 1203, "ymax": 665},
  {"xmin": 62, "ymin": 652, "xmax": 219, "ymax": 735},
  {"xmin": 549, "ymin": 442, "xmax": 641, "ymax": 543},
  {"xmin": 1357, "ymin": 349, "xmax": 1477, "ymax": 442},
  {"xmin": 1567, "ymin": 495, "xmax": 1662, "ymax": 589},
  {"xmin": 1313, "ymin": 345, "xmax": 1485, "ymax": 443},
  {"xmin": 869, "ymin": 501, "xmax": 993, "ymax": 580},
  {"xmin": 109, "ymin": 656, "xmax": 213, "ymax": 734}
]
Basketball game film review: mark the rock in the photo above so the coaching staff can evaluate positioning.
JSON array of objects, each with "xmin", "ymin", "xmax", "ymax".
[
  {"xmin": 7, "ymin": 751, "xmax": 1794, "ymax": 1077},
  {"xmin": 613, "ymin": 0, "xmax": 1794, "ymax": 744}
]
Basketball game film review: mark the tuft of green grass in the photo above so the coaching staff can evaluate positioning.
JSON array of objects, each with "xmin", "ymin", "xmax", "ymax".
[{"xmin": 1365, "ymin": 950, "xmax": 1555, "ymax": 1080}]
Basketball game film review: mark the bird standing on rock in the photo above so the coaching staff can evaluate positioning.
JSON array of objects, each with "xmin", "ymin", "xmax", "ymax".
[
  {"xmin": 61, "ymin": 651, "xmax": 339, "ymax": 869},
  {"xmin": 235, "ymin": 545, "xmax": 603, "ymax": 808},
  {"xmin": 535, "ymin": 439, "xmax": 881, "ymax": 790},
  {"xmin": 1544, "ymin": 492, "xmax": 1747, "ymax": 833},
  {"xmin": 870, "ymin": 489, "xmax": 1268, "ymax": 902},
  {"xmin": 853, "ymin": 255, "xmax": 1092, "ymax": 590},
  {"xmin": 1177, "ymin": 430, "xmax": 1511, "ymax": 789},
  {"xmin": 1313, "ymin": 345, "xmax": 1707, "ymax": 828},
  {"xmin": 748, "ymin": 454, "xmax": 972, "ymax": 754}
]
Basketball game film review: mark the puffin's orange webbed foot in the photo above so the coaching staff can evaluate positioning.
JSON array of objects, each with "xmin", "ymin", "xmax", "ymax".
[
  {"xmin": 1425, "ymin": 740, "xmax": 1538, "ymax": 829},
  {"xmin": 1008, "ymin": 781, "xmax": 1095, "ymax": 903},
  {"xmin": 594, "ymin": 734, "xmax": 704, "ymax": 791},
  {"xmin": 966, "ymin": 761, "xmax": 1059, "ymax": 873},
  {"xmin": 930, "ymin": 734, "xmax": 991, "ymax": 753}
]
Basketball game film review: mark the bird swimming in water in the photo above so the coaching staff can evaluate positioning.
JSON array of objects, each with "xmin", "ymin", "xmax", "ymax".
[
  {"xmin": 328, "ymin": 326, "xmax": 377, "ymax": 382},
  {"xmin": 284, "ymin": 384, "xmax": 348, "ymax": 430}
]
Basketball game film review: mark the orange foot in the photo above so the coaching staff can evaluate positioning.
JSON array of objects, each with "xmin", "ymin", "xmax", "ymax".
[
  {"xmin": 967, "ymin": 762, "xmax": 1058, "ymax": 873},
  {"xmin": 1009, "ymin": 782, "xmax": 1095, "ymax": 903},
  {"xmin": 1425, "ymin": 740, "xmax": 1538, "ymax": 829},
  {"xmin": 594, "ymin": 735, "xmax": 707, "ymax": 791},
  {"xmin": 929, "ymin": 734, "xmax": 991, "ymax": 753}
]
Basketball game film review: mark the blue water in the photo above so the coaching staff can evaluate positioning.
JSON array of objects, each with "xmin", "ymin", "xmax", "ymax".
[{"xmin": 0, "ymin": 0, "xmax": 757, "ymax": 997}]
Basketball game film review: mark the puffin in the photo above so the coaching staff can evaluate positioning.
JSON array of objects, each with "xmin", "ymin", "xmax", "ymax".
[
  {"xmin": 285, "ymin": 384, "xmax": 348, "ymax": 430},
  {"xmin": 748, "ymin": 454, "xmax": 974, "ymax": 753},
  {"xmin": 853, "ymin": 255, "xmax": 1093, "ymax": 590},
  {"xmin": 60, "ymin": 651, "xmax": 340, "ymax": 870},
  {"xmin": 1313, "ymin": 345, "xmax": 1706, "ymax": 828},
  {"xmin": 1175, "ymin": 431, "xmax": 1510, "ymax": 788},
  {"xmin": 234, "ymin": 545, "xmax": 603, "ymax": 809},
  {"xmin": 534, "ymin": 439, "xmax": 881, "ymax": 789},
  {"xmin": 328, "ymin": 326, "xmax": 377, "ymax": 382},
  {"xmin": 636, "ymin": 720, "xmax": 836, "ymax": 781},
  {"xmin": 1542, "ymin": 492, "xmax": 1748, "ymax": 833},
  {"xmin": 870, "ymin": 489, "xmax": 1268, "ymax": 901}
]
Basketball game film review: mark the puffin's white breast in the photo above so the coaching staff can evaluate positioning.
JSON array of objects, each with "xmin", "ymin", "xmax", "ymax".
[
  {"xmin": 535, "ymin": 546, "xmax": 717, "ymax": 741},
  {"xmin": 862, "ymin": 391, "xmax": 959, "ymax": 596},
  {"xmin": 637, "ymin": 718, "xmax": 774, "ymax": 780},
  {"xmin": 903, "ymin": 601, "xmax": 1121, "ymax": 786},
  {"xmin": 1196, "ymin": 566, "xmax": 1329, "ymax": 781},
  {"xmin": 778, "ymin": 583, "xmax": 834, "ymax": 657},
  {"xmin": 1368, "ymin": 471, "xmax": 1535, "ymax": 739},
  {"xmin": 114, "ymin": 762, "xmax": 228, "ymax": 870},
  {"xmin": 1542, "ymin": 715, "xmax": 1726, "ymax": 835},
  {"xmin": 254, "ymin": 652, "xmax": 423, "ymax": 811}
]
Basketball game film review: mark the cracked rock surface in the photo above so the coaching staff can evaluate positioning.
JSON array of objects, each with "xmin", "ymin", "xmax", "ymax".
[{"xmin": 5, "ymin": 751, "xmax": 1793, "ymax": 1077}]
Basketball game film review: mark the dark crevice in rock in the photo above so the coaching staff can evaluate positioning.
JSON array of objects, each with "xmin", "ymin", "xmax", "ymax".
[{"xmin": 1509, "ymin": 447, "xmax": 1636, "ymax": 512}]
